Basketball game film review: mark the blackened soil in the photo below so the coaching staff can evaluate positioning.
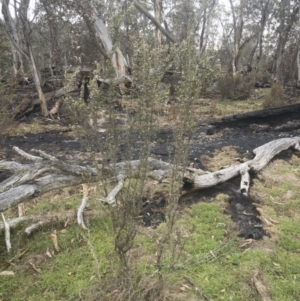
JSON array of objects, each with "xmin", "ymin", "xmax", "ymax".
[{"xmin": 3, "ymin": 103, "xmax": 300, "ymax": 239}]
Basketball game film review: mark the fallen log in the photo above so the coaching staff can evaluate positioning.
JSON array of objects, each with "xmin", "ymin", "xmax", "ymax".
[
  {"xmin": 1, "ymin": 137, "xmax": 300, "ymax": 213},
  {"xmin": 13, "ymin": 87, "xmax": 79, "ymax": 120}
]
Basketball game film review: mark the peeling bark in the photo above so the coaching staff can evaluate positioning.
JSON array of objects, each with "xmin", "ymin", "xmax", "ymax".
[{"xmin": 80, "ymin": 3, "xmax": 130, "ymax": 78}]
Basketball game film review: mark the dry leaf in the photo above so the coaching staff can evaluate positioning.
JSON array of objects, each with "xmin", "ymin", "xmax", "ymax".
[
  {"xmin": 68, "ymin": 272, "xmax": 72, "ymax": 276},
  {"xmin": 50, "ymin": 230, "xmax": 60, "ymax": 251},
  {"xmin": 220, "ymin": 288, "xmax": 226, "ymax": 293}
]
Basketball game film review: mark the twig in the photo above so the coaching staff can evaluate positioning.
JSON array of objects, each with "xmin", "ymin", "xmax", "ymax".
[
  {"xmin": 25, "ymin": 221, "xmax": 48, "ymax": 235},
  {"xmin": 77, "ymin": 196, "xmax": 88, "ymax": 229},
  {"xmin": 100, "ymin": 178, "xmax": 124, "ymax": 207},
  {"xmin": 13, "ymin": 146, "xmax": 43, "ymax": 162},
  {"xmin": 31, "ymin": 149, "xmax": 57, "ymax": 161},
  {"xmin": 29, "ymin": 262, "xmax": 41, "ymax": 274},
  {"xmin": 1, "ymin": 213, "xmax": 11, "ymax": 252},
  {"xmin": 252, "ymin": 268, "xmax": 272, "ymax": 301}
]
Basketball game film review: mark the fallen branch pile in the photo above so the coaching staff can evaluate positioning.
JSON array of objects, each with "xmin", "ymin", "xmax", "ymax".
[
  {"xmin": 1, "ymin": 137, "xmax": 300, "ymax": 211},
  {"xmin": 1, "ymin": 137, "xmax": 300, "ymax": 250}
]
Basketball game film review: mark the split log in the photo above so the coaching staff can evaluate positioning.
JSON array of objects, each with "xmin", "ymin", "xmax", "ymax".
[{"xmin": 1, "ymin": 137, "xmax": 300, "ymax": 213}]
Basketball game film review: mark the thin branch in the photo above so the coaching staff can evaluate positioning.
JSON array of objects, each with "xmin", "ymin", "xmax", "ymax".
[{"xmin": 1, "ymin": 213, "xmax": 11, "ymax": 252}]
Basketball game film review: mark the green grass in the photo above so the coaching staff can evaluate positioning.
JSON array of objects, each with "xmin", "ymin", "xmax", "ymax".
[
  {"xmin": 0, "ymin": 213, "xmax": 115, "ymax": 301},
  {"xmin": 1, "ymin": 154, "xmax": 300, "ymax": 300}
]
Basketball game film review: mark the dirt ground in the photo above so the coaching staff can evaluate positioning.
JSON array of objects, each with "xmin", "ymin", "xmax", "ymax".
[{"xmin": 2, "ymin": 86, "xmax": 300, "ymax": 240}]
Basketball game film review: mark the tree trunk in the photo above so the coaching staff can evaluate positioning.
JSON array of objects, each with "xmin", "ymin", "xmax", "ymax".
[
  {"xmin": 247, "ymin": 37, "xmax": 259, "ymax": 66},
  {"xmin": 1, "ymin": 0, "xmax": 24, "ymax": 81},
  {"xmin": 153, "ymin": 0, "xmax": 163, "ymax": 48},
  {"xmin": 81, "ymin": 3, "xmax": 130, "ymax": 78},
  {"xmin": 2, "ymin": 0, "xmax": 48, "ymax": 116},
  {"xmin": 274, "ymin": 1, "xmax": 299, "ymax": 83},
  {"xmin": 28, "ymin": 48, "xmax": 48, "ymax": 116},
  {"xmin": 42, "ymin": 1, "xmax": 60, "ymax": 71},
  {"xmin": 11, "ymin": 42, "xmax": 24, "ymax": 81},
  {"xmin": 256, "ymin": 0, "xmax": 273, "ymax": 68},
  {"xmin": 297, "ymin": 45, "xmax": 300, "ymax": 87},
  {"xmin": 199, "ymin": 0, "xmax": 218, "ymax": 57},
  {"xmin": 230, "ymin": 0, "xmax": 244, "ymax": 74}
]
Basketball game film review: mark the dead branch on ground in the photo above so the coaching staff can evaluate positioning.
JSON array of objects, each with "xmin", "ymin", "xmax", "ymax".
[{"xmin": 1, "ymin": 137, "xmax": 300, "ymax": 213}]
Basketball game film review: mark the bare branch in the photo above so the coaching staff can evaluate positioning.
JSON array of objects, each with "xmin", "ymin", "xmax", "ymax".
[{"xmin": 133, "ymin": 0, "xmax": 177, "ymax": 43}]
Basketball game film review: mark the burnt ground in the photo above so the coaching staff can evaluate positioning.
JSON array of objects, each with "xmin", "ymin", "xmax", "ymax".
[{"xmin": 2, "ymin": 101, "xmax": 300, "ymax": 240}]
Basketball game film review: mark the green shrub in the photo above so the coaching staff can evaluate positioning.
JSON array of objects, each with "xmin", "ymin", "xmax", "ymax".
[
  {"xmin": 217, "ymin": 73, "xmax": 253, "ymax": 100},
  {"xmin": 0, "ymin": 83, "xmax": 12, "ymax": 146},
  {"xmin": 263, "ymin": 82, "xmax": 287, "ymax": 109}
]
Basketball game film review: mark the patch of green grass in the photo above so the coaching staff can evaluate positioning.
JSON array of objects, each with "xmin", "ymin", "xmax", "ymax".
[
  {"xmin": 278, "ymin": 218, "xmax": 300, "ymax": 252},
  {"xmin": 25, "ymin": 194, "xmax": 83, "ymax": 216},
  {"xmin": 0, "ymin": 214, "xmax": 115, "ymax": 301},
  {"xmin": 265, "ymin": 217, "xmax": 300, "ymax": 301},
  {"xmin": 216, "ymin": 98, "xmax": 264, "ymax": 116},
  {"xmin": 181, "ymin": 202, "xmax": 229, "ymax": 254},
  {"xmin": 2, "ymin": 153, "xmax": 300, "ymax": 301}
]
